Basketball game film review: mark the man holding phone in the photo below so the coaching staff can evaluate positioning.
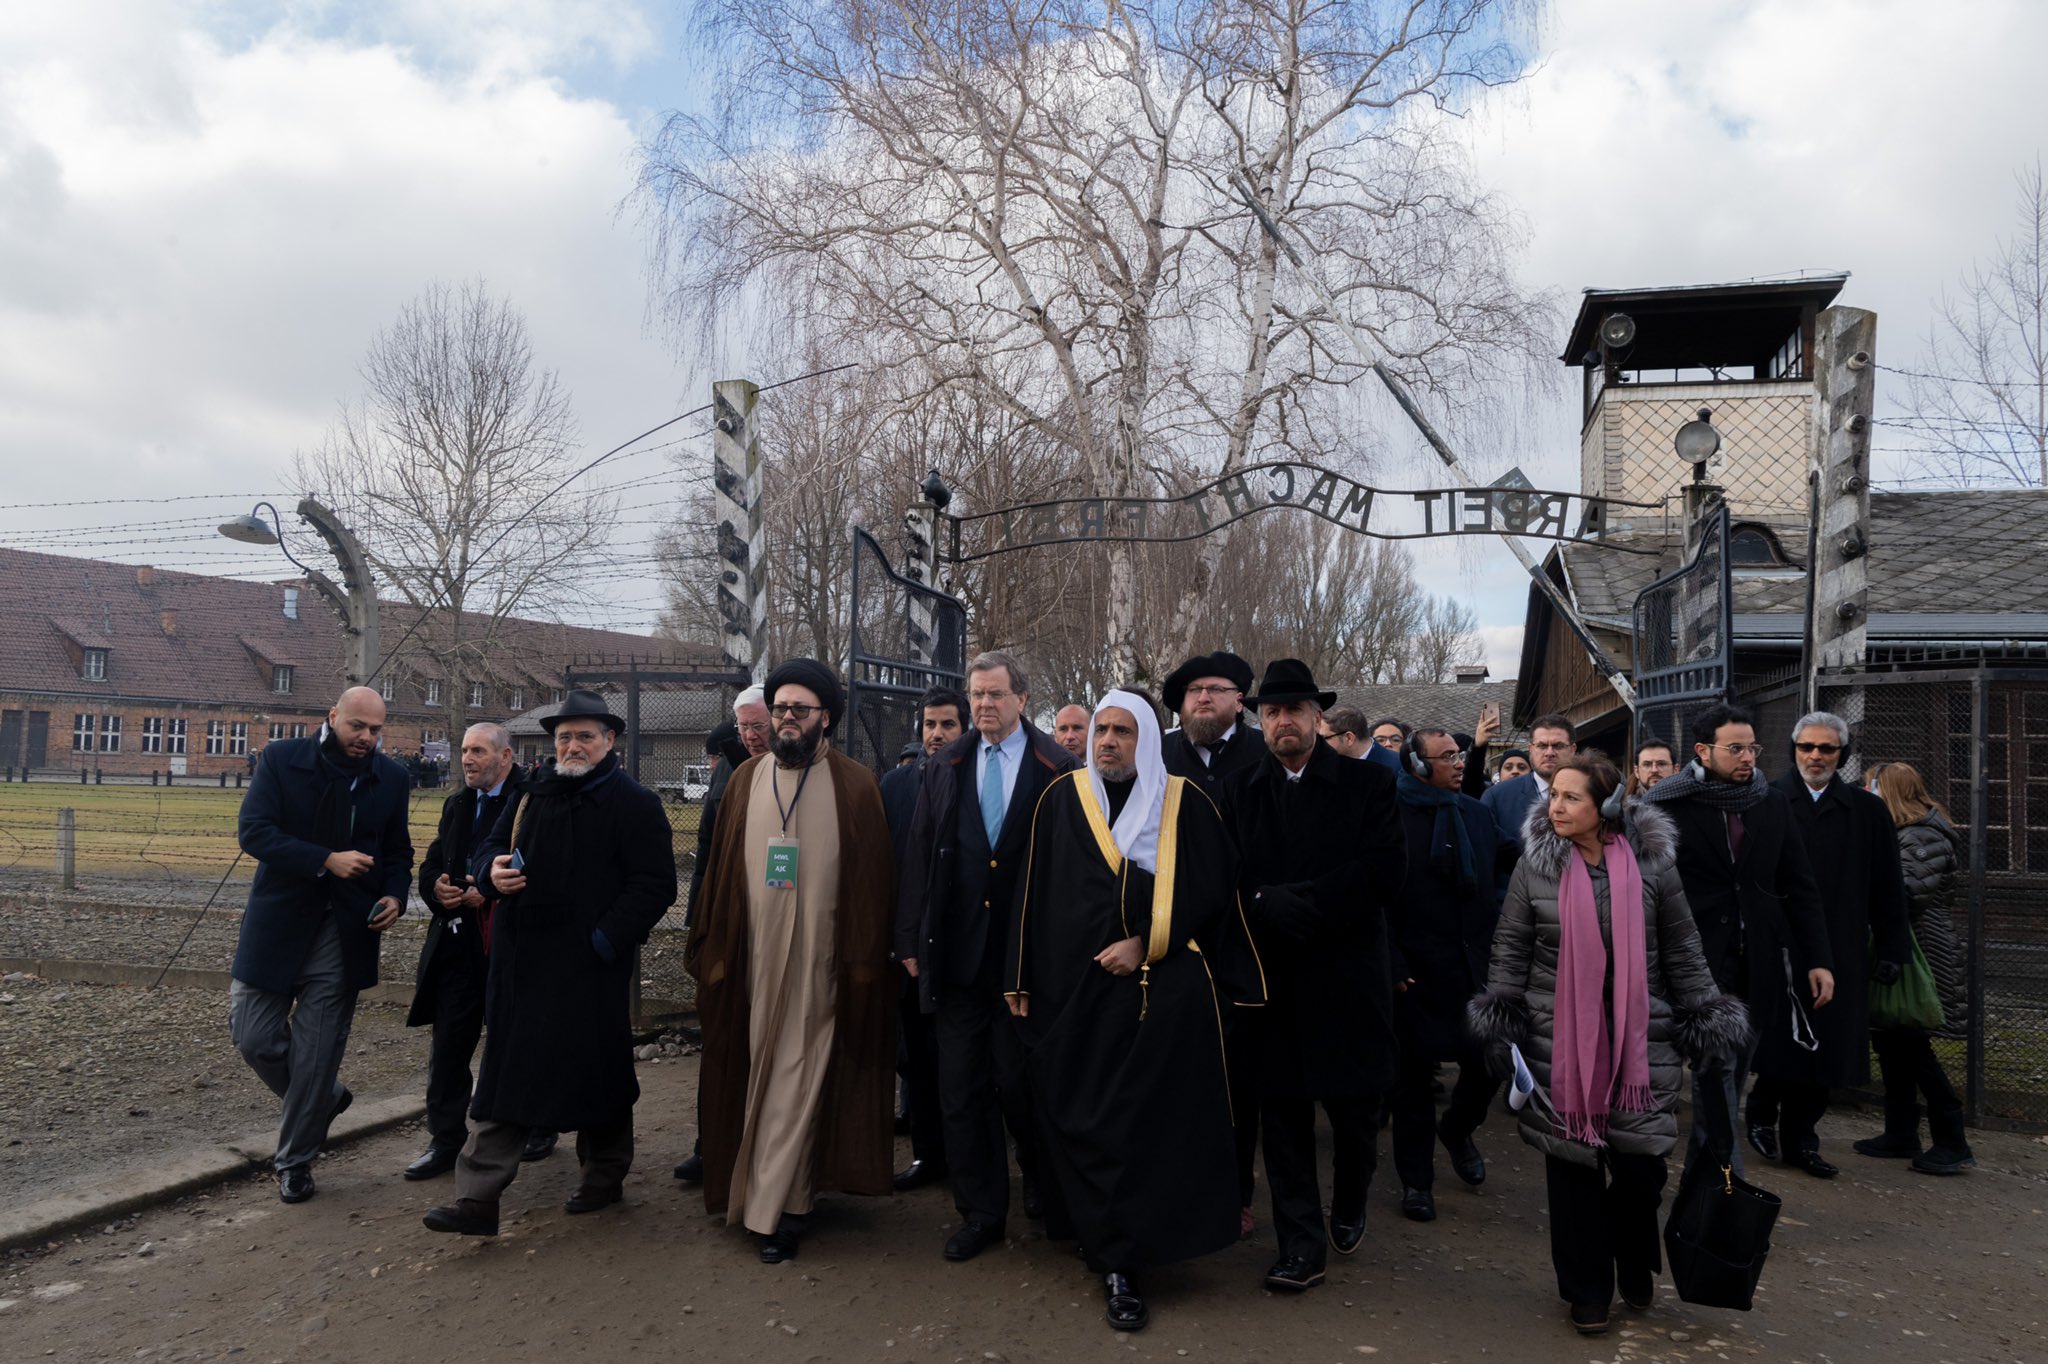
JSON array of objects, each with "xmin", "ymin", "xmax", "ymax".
[
  {"xmin": 230, "ymin": 686, "xmax": 414, "ymax": 1205},
  {"xmin": 401, "ymin": 721, "xmax": 541, "ymax": 1181}
]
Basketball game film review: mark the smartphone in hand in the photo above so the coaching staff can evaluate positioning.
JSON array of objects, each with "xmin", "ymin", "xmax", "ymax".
[{"xmin": 509, "ymin": 849, "xmax": 526, "ymax": 873}]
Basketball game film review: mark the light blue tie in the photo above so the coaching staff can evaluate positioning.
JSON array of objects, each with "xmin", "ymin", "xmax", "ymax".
[{"xmin": 982, "ymin": 743, "xmax": 1006, "ymax": 845}]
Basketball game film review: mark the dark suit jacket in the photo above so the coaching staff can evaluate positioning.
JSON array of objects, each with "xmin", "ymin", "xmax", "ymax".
[
  {"xmin": 406, "ymin": 766, "xmax": 523, "ymax": 1027},
  {"xmin": 232, "ymin": 737, "xmax": 414, "ymax": 994},
  {"xmin": 896, "ymin": 721, "xmax": 1078, "ymax": 1009},
  {"xmin": 1161, "ymin": 721, "xmax": 1267, "ymax": 797}
]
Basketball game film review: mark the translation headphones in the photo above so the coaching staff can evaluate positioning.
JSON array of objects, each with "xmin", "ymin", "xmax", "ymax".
[
  {"xmin": 1600, "ymin": 778, "xmax": 1627, "ymax": 821},
  {"xmin": 1405, "ymin": 732, "xmax": 1431, "ymax": 779}
]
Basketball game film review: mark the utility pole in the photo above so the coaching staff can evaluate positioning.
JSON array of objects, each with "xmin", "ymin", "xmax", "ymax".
[{"xmin": 712, "ymin": 380, "xmax": 768, "ymax": 683}]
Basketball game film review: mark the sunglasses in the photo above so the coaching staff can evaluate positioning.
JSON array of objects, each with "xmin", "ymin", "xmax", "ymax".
[{"xmin": 1794, "ymin": 742, "xmax": 1842, "ymax": 756}]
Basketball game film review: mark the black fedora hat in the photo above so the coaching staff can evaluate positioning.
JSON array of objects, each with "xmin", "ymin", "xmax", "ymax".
[
  {"xmin": 541, "ymin": 688, "xmax": 627, "ymax": 734},
  {"xmin": 1244, "ymin": 658, "xmax": 1337, "ymax": 709},
  {"xmin": 1162, "ymin": 650, "xmax": 1255, "ymax": 713}
]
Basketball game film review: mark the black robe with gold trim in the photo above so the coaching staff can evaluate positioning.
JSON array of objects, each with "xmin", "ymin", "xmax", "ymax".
[{"xmin": 1005, "ymin": 770, "xmax": 1264, "ymax": 1273}]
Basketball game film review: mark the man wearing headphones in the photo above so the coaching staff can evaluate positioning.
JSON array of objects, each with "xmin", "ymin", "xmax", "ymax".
[
  {"xmin": 1386, "ymin": 728, "xmax": 1505, "ymax": 1222},
  {"xmin": 1751, "ymin": 712, "xmax": 1912, "ymax": 1176}
]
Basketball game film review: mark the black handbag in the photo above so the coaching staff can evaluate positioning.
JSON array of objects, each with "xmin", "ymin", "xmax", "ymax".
[{"xmin": 1664, "ymin": 1065, "xmax": 1782, "ymax": 1310}]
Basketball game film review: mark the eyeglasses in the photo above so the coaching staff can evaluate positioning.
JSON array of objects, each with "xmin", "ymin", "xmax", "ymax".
[
  {"xmin": 1372, "ymin": 734, "xmax": 1403, "ymax": 748},
  {"xmin": 1426, "ymin": 749, "xmax": 1470, "ymax": 764},
  {"xmin": 736, "ymin": 722, "xmax": 771, "ymax": 735},
  {"xmin": 553, "ymin": 728, "xmax": 606, "ymax": 745},
  {"xmin": 1794, "ymin": 742, "xmax": 1841, "ymax": 755},
  {"xmin": 770, "ymin": 703, "xmax": 820, "ymax": 721},
  {"xmin": 1711, "ymin": 742, "xmax": 1765, "ymax": 758},
  {"xmin": 1531, "ymin": 741, "xmax": 1574, "ymax": 754},
  {"xmin": 1183, "ymin": 685, "xmax": 1241, "ymax": 699},
  {"xmin": 968, "ymin": 689, "xmax": 1013, "ymax": 703}
]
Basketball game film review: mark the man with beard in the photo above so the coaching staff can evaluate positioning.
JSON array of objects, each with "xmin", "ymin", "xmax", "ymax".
[
  {"xmin": 1225, "ymin": 659, "xmax": 1405, "ymax": 1292},
  {"xmin": 1052, "ymin": 704, "xmax": 1091, "ymax": 763},
  {"xmin": 1160, "ymin": 651, "xmax": 1266, "ymax": 795},
  {"xmin": 1481, "ymin": 713, "xmax": 1577, "ymax": 864},
  {"xmin": 675, "ymin": 685, "xmax": 771, "ymax": 1185},
  {"xmin": 689, "ymin": 660, "xmax": 896, "ymax": 1262},
  {"xmin": 1641, "ymin": 702, "xmax": 1834, "ymax": 1179},
  {"xmin": 1387, "ymin": 728, "xmax": 1503, "ymax": 1222},
  {"xmin": 1005, "ymin": 690, "xmax": 1263, "ymax": 1331},
  {"xmin": 1748, "ymin": 711, "xmax": 1911, "ymax": 1175},
  {"xmin": 422, "ymin": 691, "xmax": 677, "ymax": 1235},
  {"xmin": 231, "ymin": 686, "xmax": 414, "ymax": 1204},
  {"xmin": 880, "ymin": 683, "xmax": 969, "ymax": 1193},
  {"xmin": 402, "ymin": 721, "xmax": 546, "ymax": 1181},
  {"xmin": 897, "ymin": 652, "xmax": 1076, "ymax": 1260}
]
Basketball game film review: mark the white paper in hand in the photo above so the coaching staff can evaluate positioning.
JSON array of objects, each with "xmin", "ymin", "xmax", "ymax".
[{"xmin": 1508, "ymin": 1043, "xmax": 1537, "ymax": 1112}]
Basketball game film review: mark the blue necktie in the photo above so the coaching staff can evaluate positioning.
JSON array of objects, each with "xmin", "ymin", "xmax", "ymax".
[{"xmin": 982, "ymin": 744, "xmax": 1006, "ymax": 845}]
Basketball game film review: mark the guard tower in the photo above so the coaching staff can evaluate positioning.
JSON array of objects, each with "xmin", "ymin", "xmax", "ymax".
[{"xmin": 1563, "ymin": 274, "xmax": 1848, "ymax": 539}]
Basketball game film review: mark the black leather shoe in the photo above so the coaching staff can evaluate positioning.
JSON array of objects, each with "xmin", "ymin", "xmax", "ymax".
[
  {"xmin": 329, "ymin": 1086, "xmax": 354, "ymax": 1126},
  {"xmin": 565, "ymin": 1183, "xmax": 623, "ymax": 1214},
  {"xmin": 943, "ymin": 1220, "xmax": 1005, "ymax": 1262},
  {"xmin": 1569, "ymin": 1302, "xmax": 1609, "ymax": 1336},
  {"xmin": 1103, "ymin": 1273, "xmax": 1148, "ymax": 1331},
  {"xmin": 1853, "ymin": 1132, "xmax": 1922, "ymax": 1159},
  {"xmin": 1329, "ymin": 1205, "xmax": 1367, "ymax": 1254},
  {"xmin": 1745, "ymin": 1122, "xmax": 1780, "ymax": 1162},
  {"xmin": 1443, "ymin": 1131, "xmax": 1486, "ymax": 1187},
  {"xmin": 1401, "ymin": 1186, "xmax": 1437, "ymax": 1223},
  {"xmin": 1263, "ymin": 1255, "xmax": 1325, "ymax": 1292},
  {"xmin": 277, "ymin": 1165, "xmax": 315, "ymax": 1204},
  {"xmin": 1911, "ymin": 1143, "xmax": 1977, "ymax": 1176},
  {"xmin": 521, "ymin": 1130, "xmax": 558, "ymax": 1162},
  {"xmin": 673, "ymin": 1153, "xmax": 704, "ymax": 1183},
  {"xmin": 893, "ymin": 1158, "xmax": 948, "ymax": 1192},
  {"xmin": 759, "ymin": 1228, "xmax": 801, "ymax": 1263},
  {"xmin": 1020, "ymin": 1175, "xmax": 1045, "ymax": 1220},
  {"xmin": 1618, "ymin": 1267, "xmax": 1654, "ymax": 1311},
  {"xmin": 1786, "ymin": 1148, "xmax": 1839, "ymax": 1179},
  {"xmin": 422, "ymin": 1198, "xmax": 499, "ymax": 1236},
  {"xmin": 404, "ymin": 1146, "xmax": 459, "ymax": 1181}
]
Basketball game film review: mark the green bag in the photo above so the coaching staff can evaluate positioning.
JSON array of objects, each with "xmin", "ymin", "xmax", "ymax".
[{"xmin": 1868, "ymin": 927, "xmax": 1944, "ymax": 1032}]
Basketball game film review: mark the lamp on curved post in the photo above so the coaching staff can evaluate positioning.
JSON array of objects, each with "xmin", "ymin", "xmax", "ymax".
[{"xmin": 218, "ymin": 498, "xmax": 382, "ymax": 686}]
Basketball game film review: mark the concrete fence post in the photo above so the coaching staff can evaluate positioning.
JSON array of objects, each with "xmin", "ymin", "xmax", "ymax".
[{"xmin": 56, "ymin": 807, "xmax": 76, "ymax": 891}]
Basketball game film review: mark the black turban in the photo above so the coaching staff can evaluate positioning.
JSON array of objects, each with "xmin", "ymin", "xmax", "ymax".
[{"xmin": 764, "ymin": 658, "xmax": 846, "ymax": 732}]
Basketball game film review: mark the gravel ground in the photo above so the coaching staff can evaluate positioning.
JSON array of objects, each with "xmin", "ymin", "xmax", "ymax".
[
  {"xmin": 2, "ymin": 1058, "xmax": 2045, "ymax": 1364},
  {"xmin": 0, "ymin": 975, "xmax": 427, "ymax": 1204}
]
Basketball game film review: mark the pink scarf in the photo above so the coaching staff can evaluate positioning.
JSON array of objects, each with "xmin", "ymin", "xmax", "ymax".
[{"xmin": 1552, "ymin": 834, "xmax": 1655, "ymax": 1145}]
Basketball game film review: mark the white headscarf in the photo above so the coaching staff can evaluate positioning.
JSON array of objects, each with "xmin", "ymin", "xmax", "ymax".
[{"xmin": 1087, "ymin": 688, "xmax": 1169, "ymax": 873}]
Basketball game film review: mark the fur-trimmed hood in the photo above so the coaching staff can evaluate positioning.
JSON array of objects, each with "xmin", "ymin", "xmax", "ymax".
[{"xmin": 1517, "ymin": 795, "xmax": 1678, "ymax": 883}]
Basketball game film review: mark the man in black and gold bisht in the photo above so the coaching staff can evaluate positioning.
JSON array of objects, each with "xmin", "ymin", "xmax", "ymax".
[{"xmin": 1006, "ymin": 689, "xmax": 1264, "ymax": 1333}]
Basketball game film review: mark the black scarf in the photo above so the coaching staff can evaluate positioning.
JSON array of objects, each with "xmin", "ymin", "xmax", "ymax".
[
  {"xmin": 512, "ymin": 752, "xmax": 620, "ymax": 895},
  {"xmin": 1395, "ymin": 770, "xmax": 1478, "ymax": 895},
  {"xmin": 313, "ymin": 726, "xmax": 374, "ymax": 852},
  {"xmin": 1640, "ymin": 761, "xmax": 1769, "ymax": 812}
]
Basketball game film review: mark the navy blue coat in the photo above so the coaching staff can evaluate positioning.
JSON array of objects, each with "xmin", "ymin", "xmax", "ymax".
[
  {"xmin": 233, "ymin": 737, "xmax": 415, "ymax": 994},
  {"xmin": 1389, "ymin": 789, "xmax": 1504, "ymax": 1059}
]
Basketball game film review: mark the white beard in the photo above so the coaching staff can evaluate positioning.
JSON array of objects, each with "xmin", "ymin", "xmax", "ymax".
[{"xmin": 557, "ymin": 758, "xmax": 595, "ymax": 778}]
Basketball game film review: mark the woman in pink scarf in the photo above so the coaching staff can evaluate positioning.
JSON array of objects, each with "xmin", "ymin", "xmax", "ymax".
[{"xmin": 1468, "ymin": 754, "xmax": 1749, "ymax": 1337}]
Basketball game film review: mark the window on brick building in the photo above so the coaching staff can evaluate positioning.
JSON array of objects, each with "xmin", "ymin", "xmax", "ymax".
[
  {"xmin": 82, "ymin": 649, "xmax": 107, "ymax": 680},
  {"xmin": 166, "ymin": 718, "xmax": 187, "ymax": 754},
  {"xmin": 469, "ymin": 681, "xmax": 485, "ymax": 708},
  {"xmin": 273, "ymin": 665, "xmax": 294, "ymax": 695},
  {"xmin": 269, "ymin": 723, "xmax": 287, "ymax": 741},
  {"xmin": 426, "ymin": 680, "xmax": 443, "ymax": 706},
  {"xmin": 230, "ymin": 722, "xmax": 249, "ymax": 756},
  {"xmin": 291, "ymin": 723, "xmax": 307, "ymax": 738},
  {"xmin": 72, "ymin": 713, "xmax": 95, "ymax": 751},
  {"xmin": 100, "ymin": 715, "xmax": 121, "ymax": 753},
  {"xmin": 206, "ymin": 720, "xmax": 225, "ymax": 755},
  {"xmin": 142, "ymin": 717, "xmax": 164, "ymax": 754}
]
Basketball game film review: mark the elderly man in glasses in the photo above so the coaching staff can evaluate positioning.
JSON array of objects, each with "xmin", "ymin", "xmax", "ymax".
[
  {"xmin": 1641, "ymin": 701, "xmax": 1834, "ymax": 1180},
  {"xmin": 687, "ymin": 659, "xmax": 897, "ymax": 1263},
  {"xmin": 1746, "ymin": 711, "xmax": 1913, "ymax": 1176}
]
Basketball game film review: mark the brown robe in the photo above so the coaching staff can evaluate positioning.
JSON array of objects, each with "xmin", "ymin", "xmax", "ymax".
[{"xmin": 687, "ymin": 744, "xmax": 896, "ymax": 1218}]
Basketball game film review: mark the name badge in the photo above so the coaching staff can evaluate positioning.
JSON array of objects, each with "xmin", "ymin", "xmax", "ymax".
[{"xmin": 765, "ymin": 835, "xmax": 799, "ymax": 890}]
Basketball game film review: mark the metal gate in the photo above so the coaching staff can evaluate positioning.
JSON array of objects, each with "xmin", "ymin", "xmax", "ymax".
[
  {"xmin": 844, "ymin": 526, "xmax": 967, "ymax": 774},
  {"xmin": 1631, "ymin": 503, "xmax": 1732, "ymax": 752}
]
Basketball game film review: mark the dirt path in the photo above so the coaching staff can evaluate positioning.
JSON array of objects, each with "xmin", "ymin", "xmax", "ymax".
[{"xmin": 4, "ymin": 1057, "xmax": 2044, "ymax": 1363}]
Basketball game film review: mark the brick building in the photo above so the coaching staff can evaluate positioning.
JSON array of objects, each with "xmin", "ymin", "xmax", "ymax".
[{"xmin": 0, "ymin": 546, "xmax": 708, "ymax": 780}]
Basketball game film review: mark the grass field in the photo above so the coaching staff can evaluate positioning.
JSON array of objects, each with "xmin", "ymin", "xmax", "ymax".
[{"xmin": 0, "ymin": 779, "xmax": 701, "ymax": 880}]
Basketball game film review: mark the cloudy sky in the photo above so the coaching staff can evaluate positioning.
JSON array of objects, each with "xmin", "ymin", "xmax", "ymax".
[{"xmin": 1, "ymin": 0, "xmax": 2043, "ymax": 676}]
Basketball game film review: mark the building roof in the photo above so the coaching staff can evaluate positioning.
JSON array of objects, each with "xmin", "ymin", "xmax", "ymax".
[
  {"xmin": 1561, "ymin": 273, "xmax": 1849, "ymax": 368},
  {"xmin": 1329, "ymin": 679, "xmax": 1524, "ymax": 742},
  {"xmin": 0, "ymin": 545, "xmax": 711, "ymax": 714},
  {"xmin": 507, "ymin": 686, "xmax": 730, "ymax": 738}
]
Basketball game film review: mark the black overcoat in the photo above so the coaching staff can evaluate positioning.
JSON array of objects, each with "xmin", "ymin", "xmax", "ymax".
[
  {"xmin": 1161, "ymin": 721, "xmax": 1267, "ymax": 798},
  {"xmin": 1770, "ymin": 772, "xmax": 1913, "ymax": 1087},
  {"xmin": 470, "ymin": 762, "xmax": 677, "ymax": 1130},
  {"xmin": 232, "ymin": 737, "xmax": 414, "ymax": 994},
  {"xmin": 1388, "ymin": 791, "xmax": 1503, "ymax": 1059},
  {"xmin": 1655, "ymin": 786, "xmax": 1833, "ymax": 1080},
  {"xmin": 1224, "ymin": 737, "xmax": 1406, "ymax": 1098},
  {"xmin": 406, "ymin": 767, "xmax": 522, "ymax": 1028}
]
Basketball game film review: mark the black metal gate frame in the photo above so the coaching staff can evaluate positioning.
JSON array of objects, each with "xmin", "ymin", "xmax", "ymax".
[{"xmin": 846, "ymin": 526, "xmax": 967, "ymax": 775}]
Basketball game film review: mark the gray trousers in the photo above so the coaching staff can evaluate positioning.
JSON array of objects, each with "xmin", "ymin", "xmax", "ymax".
[
  {"xmin": 456, "ymin": 1118, "xmax": 633, "ymax": 1205},
  {"xmin": 229, "ymin": 916, "xmax": 357, "ymax": 1172}
]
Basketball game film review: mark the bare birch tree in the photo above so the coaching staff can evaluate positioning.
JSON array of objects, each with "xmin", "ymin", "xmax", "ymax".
[
  {"xmin": 295, "ymin": 280, "xmax": 610, "ymax": 740},
  {"xmin": 637, "ymin": 0, "xmax": 1548, "ymax": 679},
  {"xmin": 1903, "ymin": 159, "xmax": 2048, "ymax": 488}
]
